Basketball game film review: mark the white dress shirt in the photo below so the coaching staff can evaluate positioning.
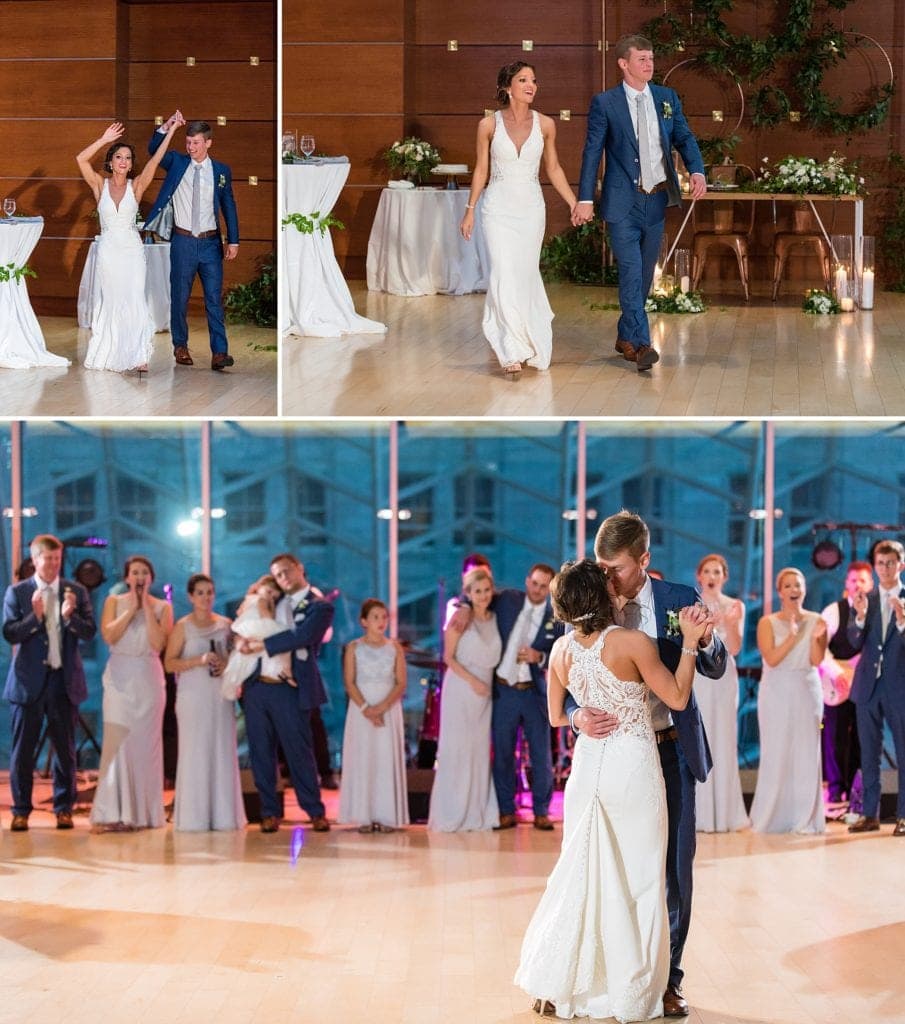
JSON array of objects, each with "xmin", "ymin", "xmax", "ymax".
[
  {"xmin": 622, "ymin": 82, "xmax": 668, "ymax": 188},
  {"xmin": 497, "ymin": 596, "xmax": 546, "ymax": 685},
  {"xmin": 172, "ymin": 155, "xmax": 217, "ymax": 234}
]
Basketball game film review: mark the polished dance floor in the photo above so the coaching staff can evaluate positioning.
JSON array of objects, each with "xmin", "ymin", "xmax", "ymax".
[{"xmin": 2, "ymin": 771, "xmax": 903, "ymax": 1024}]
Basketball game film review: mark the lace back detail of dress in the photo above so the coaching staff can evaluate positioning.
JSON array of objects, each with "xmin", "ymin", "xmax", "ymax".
[{"xmin": 566, "ymin": 628, "xmax": 652, "ymax": 741}]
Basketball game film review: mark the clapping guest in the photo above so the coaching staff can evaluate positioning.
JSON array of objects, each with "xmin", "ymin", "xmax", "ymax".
[
  {"xmin": 428, "ymin": 568, "xmax": 501, "ymax": 831},
  {"xmin": 750, "ymin": 568, "xmax": 827, "ymax": 834},
  {"xmin": 694, "ymin": 554, "xmax": 749, "ymax": 832},
  {"xmin": 164, "ymin": 574, "xmax": 246, "ymax": 831},
  {"xmin": 338, "ymin": 599, "xmax": 409, "ymax": 833},
  {"xmin": 91, "ymin": 556, "xmax": 173, "ymax": 832}
]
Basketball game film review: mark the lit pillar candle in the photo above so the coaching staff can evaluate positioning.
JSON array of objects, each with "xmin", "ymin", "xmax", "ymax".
[
  {"xmin": 861, "ymin": 268, "xmax": 874, "ymax": 309},
  {"xmin": 840, "ymin": 296, "xmax": 854, "ymax": 312},
  {"xmin": 680, "ymin": 275, "xmax": 690, "ymax": 294},
  {"xmin": 834, "ymin": 265, "xmax": 847, "ymax": 299}
]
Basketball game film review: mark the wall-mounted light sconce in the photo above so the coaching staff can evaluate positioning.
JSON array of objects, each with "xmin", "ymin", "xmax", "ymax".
[
  {"xmin": 190, "ymin": 507, "xmax": 227, "ymax": 520},
  {"xmin": 676, "ymin": 41, "xmax": 685, "ymax": 51},
  {"xmin": 248, "ymin": 176, "xmax": 258, "ymax": 186},
  {"xmin": 2, "ymin": 506, "xmax": 37, "ymax": 519},
  {"xmin": 217, "ymin": 115, "xmax": 227, "ymax": 126},
  {"xmin": 559, "ymin": 110, "xmax": 571, "ymax": 121},
  {"xmin": 712, "ymin": 110, "xmax": 724, "ymax": 122},
  {"xmin": 447, "ymin": 40, "xmax": 458, "ymax": 51},
  {"xmin": 789, "ymin": 110, "xmax": 801, "ymax": 122},
  {"xmin": 154, "ymin": 116, "xmax": 164, "ymax": 126},
  {"xmin": 186, "ymin": 56, "xmax": 196, "ymax": 66},
  {"xmin": 598, "ymin": 40, "xmax": 603, "ymax": 51},
  {"xmin": 249, "ymin": 56, "xmax": 259, "ymax": 66},
  {"xmin": 484, "ymin": 108, "xmax": 494, "ymax": 118},
  {"xmin": 377, "ymin": 508, "xmax": 412, "ymax": 520},
  {"xmin": 522, "ymin": 40, "xmax": 533, "ymax": 51}
]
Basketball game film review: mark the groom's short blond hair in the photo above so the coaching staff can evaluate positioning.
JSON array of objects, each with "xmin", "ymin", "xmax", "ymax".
[
  {"xmin": 614, "ymin": 34, "xmax": 653, "ymax": 60},
  {"xmin": 594, "ymin": 510, "xmax": 650, "ymax": 561}
]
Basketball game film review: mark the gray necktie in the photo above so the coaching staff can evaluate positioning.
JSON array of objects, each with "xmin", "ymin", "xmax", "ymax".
[
  {"xmin": 191, "ymin": 164, "xmax": 201, "ymax": 236},
  {"xmin": 44, "ymin": 586, "xmax": 62, "ymax": 669},
  {"xmin": 621, "ymin": 599, "xmax": 642, "ymax": 630},
  {"xmin": 637, "ymin": 94, "xmax": 655, "ymax": 192}
]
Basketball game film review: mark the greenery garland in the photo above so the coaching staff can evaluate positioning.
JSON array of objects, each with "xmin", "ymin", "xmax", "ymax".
[
  {"xmin": 281, "ymin": 212, "xmax": 345, "ymax": 236},
  {"xmin": 642, "ymin": 0, "xmax": 893, "ymax": 137},
  {"xmin": 0, "ymin": 262, "xmax": 36, "ymax": 284}
]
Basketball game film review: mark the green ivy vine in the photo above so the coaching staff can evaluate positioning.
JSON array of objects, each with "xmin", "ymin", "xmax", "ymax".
[
  {"xmin": 0, "ymin": 263, "xmax": 36, "ymax": 284},
  {"xmin": 642, "ymin": 0, "xmax": 893, "ymax": 136},
  {"xmin": 281, "ymin": 211, "xmax": 345, "ymax": 236}
]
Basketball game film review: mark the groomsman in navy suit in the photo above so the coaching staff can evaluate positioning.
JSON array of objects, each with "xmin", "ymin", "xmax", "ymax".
[
  {"xmin": 566, "ymin": 510, "xmax": 725, "ymax": 1018},
  {"xmin": 239, "ymin": 552, "xmax": 334, "ymax": 834},
  {"xmin": 146, "ymin": 111, "xmax": 239, "ymax": 370},
  {"xmin": 3, "ymin": 534, "xmax": 96, "ymax": 831},
  {"xmin": 846, "ymin": 540, "xmax": 905, "ymax": 836},
  {"xmin": 572, "ymin": 34, "xmax": 706, "ymax": 371},
  {"xmin": 491, "ymin": 563, "xmax": 564, "ymax": 831}
]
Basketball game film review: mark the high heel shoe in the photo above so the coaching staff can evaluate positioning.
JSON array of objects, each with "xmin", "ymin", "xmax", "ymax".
[
  {"xmin": 124, "ymin": 364, "xmax": 149, "ymax": 380},
  {"xmin": 503, "ymin": 362, "xmax": 522, "ymax": 381}
]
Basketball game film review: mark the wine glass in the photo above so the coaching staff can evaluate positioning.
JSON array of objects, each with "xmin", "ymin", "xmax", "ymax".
[
  {"xmin": 300, "ymin": 134, "xmax": 315, "ymax": 159},
  {"xmin": 3, "ymin": 198, "xmax": 15, "ymax": 218}
]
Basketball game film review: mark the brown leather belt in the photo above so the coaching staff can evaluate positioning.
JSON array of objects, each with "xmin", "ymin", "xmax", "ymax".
[
  {"xmin": 494, "ymin": 674, "xmax": 533, "ymax": 691},
  {"xmin": 173, "ymin": 226, "xmax": 220, "ymax": 239},
  {"xmin": 638, "ymin": 181, "xmax": 669, "ymax": 195},
  {"xmin": 259, "ymin": 674, "xmax": 295, "ymax": 686},
  {"xmin": 655, "ymin": 726, "xmax": 678, "ymax": 744}
]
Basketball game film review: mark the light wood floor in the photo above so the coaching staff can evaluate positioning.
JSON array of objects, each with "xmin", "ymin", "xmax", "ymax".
[
  {"xmin": 282, "ymin": 281, "xmax": 905, "ymax": 418},
  {"xmin": 3, "ymin": 319, "xmax": 277, "ymax": 418},
  {"xmin": 3, "ymin": 773, "xmax": 904, "ymax": 1024}
]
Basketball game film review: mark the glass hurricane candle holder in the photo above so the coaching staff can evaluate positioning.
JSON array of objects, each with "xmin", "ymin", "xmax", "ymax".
[{"xmin": 860, "ymin": 235, "xmax": 875, "ymax": 310}]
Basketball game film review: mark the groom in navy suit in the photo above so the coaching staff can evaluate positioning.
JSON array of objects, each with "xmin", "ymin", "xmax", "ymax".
[
  {"xmin": 846, "ymin": 540, "xmax": 905, "ymax": 836},
  {"xmin": 566, "ymin": 510, "xmax": 725, "ymax": 1018},
  {"xmin": 573, "ymin": 35, "xmax": 706, "ymax": 371},
  {"xmin": 3, "ymin": 534, "xmax": 96, "ymax": 831},
  {"xmin": 146, "ymin": 111, "xmax": 240, "ymax": 370}
]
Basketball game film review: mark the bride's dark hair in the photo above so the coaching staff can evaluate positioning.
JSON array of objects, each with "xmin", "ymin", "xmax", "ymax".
[
  {"xmin": 496, "ymin": 60, "xmax": 535, "ymax": 107},
  {"xmin": 550, "ymin": 559, "xmax": 614, "ymax": 635},
  {"xmin": 104, "ymin": 142, "xmax": 136, "ymax": 177}
]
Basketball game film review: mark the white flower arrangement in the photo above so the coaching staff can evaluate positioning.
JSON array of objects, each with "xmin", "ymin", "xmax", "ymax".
[
  {"xmin": 645, "ymin": 287, "xmax": 706, "ymax": 314},
  {"xmin": 756, "ymin": 153, "xmax": 864, "ymax": 196},
  {"xmin": 384, "ymin": 136, "xmax": 441, "ymax": 183},
  {"xmin": 802, "ymin": 288, "xmax": 841, "ymax": 314}
]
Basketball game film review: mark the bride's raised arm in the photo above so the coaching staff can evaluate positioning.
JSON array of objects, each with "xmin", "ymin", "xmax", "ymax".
[
  {"xmin": 132, "ymin": 115, "xmax": 182, "ymax": 203},
  {"xmin": 75, "ymin": 122, "xmax": 125, "ymax": 202}
]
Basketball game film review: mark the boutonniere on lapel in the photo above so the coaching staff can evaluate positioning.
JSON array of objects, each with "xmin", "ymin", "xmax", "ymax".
[
  {"xmin": 542, "ymin": 618, "xmax": 556, "ymax": 637},
  {"xmin": 665, "ymin": 608, "xmax": 681, "ymax": 639},
  {"xmin": 218, "ymin": 173, "xmax": 226, "ymax": 189},
  {"xmin": 294, "ymin": 597, "xmax": 309, "ymax": 618},
  {"xmin": 661, "ymin": 100, "xmax": 673, "ymax": 120}
]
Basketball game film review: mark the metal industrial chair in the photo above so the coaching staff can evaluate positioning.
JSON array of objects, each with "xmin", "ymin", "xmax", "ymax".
[
  {"xmin": 692, "ymin": 163, "xmax": 756, "ymax": 300},
  {"xmin": 771, "ymin": 203, "xmax": 833, "ymax": 300}
]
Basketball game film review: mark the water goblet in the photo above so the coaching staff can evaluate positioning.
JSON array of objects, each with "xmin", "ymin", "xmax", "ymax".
[
  {"xmin": 3, "ymin": 198, "xmax": 15, "ymax": 218},
  {"xmin": 300, "ymin": 135, "xmax": 315, "ymax": 159},
  {"xmin": 281, "ymin": 130, "xmax": 297, "ymax": 160}
]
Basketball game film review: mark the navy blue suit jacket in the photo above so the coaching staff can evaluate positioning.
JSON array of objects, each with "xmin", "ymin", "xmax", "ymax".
[
  {"xmin": 846, "ymin": 586, "xmax": 905, "ymax": 707},
  {"xmin": 577, "ymin": 82, "xmax": 704, "ymax": 220},
  {"xmin": 564, "ymin": 576, "xmax": 725, "ymax": 783},
  {"xmin": 261, "ymin": 593, "xmax": 334, "ymax": 711},
  {"xmin": 145, "ymin": 129, "xmax": 240, "ymax": 245},
  {"xmin": 494, "ymin": 588, "xmax": 564, "ymax": 695},
  {"xmin": 3, "ymin": 577, "xmax": 97, "ymax": 706}
]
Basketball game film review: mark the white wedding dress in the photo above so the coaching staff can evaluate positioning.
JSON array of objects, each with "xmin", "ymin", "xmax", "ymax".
[
  {"xmin": 84, "ymin": 179, "xmax": 155, "ymax": 372},
  {"xmin": 481, "ymin": 110, "xmax": 554, "ymax": 370},
  {"xmin": 515, "ymin": 628, "xmax": 669, "ymax": 1022}
]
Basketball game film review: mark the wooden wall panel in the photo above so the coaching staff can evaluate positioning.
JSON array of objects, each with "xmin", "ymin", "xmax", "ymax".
[
  {"xmin": 0, "ymin": 63, "xmax": 117, "ymax": 117},
  {"xmin": 410, "ymin": 0, "xmax": 600, "ymax": 45},
  {"xmin": 285, "ymin": 0, "xmax": 402, "ymax": 43},
  {"xmin": 126, "ymin": 2, "xmax": 274, "ymax": 61},
  {"xmin": 2, "ymin": 2, "xmax": 117, "ymax": 58},
  {"xmin": 281, "ymin": 115, "xmax": 402, "ymax": 188},
  {"xmin": 284, "ymin": 44, "xmax": 404, "ymax": 115},
  {"xmin": 123, "ymin": 120, "xmax": 276, "ymax": 179},
  {"xmin": 128, "ymin": 63, "xmax": 274, "ymax": 121}
]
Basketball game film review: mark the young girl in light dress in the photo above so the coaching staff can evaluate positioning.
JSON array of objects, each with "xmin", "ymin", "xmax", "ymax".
[
  {"xmin": 339, "ymin": 599, "xmax": 409, "ymax": 833},
  {"xmin": 220, "ymin": 575, "xmax": 291, "ymax": 699}
]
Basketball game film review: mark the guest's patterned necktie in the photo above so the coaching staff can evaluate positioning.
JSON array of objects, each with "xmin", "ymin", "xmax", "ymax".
[
  {"xmin": 44, "ymin": 586, "xmax": 62, "ymax": 669},
  {"xmin": 636, "ymin": 94, "xmax": 655, "ymax": 193},
  {"xmin": 191, "ymin": 164, "xmax": 201, "ymax": 236}
]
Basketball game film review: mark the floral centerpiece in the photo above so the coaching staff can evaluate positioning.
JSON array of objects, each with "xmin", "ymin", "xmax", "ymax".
[
  {"xmin": 755, "ymin": 153, "xmax": 864, "ymax": 196},
  {"xmin": 384, "ymin": 136, "xmax": 441, "ymax": 184},
  {"xmin": 802, "ymin": 288, "xmax": 841, "ymax": 314},
  {"xmin": 645, "ymin": 287, "xmax": 706, "ymax": 314}
]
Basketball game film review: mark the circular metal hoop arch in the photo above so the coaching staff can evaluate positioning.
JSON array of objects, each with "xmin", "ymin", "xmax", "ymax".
[{"xmin": 662, "ymin": 58, "xmax": 745, "ymax": 136}]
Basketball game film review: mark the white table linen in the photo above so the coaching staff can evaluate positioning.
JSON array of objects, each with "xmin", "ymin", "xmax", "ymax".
[
  {"xmin": 0, "ymin": 217, "xmax": 69, "ymax": 368},
  {"xmin": 77, "ymin": 239, "xmax": 171, "ymax": 332},
  {"xmin": 366, "ymin": 188, "xmax": 489, "ymax": 296},
  {"xmin": 282, "ymin": 162, "xmax": 385, "ymax": 338}
]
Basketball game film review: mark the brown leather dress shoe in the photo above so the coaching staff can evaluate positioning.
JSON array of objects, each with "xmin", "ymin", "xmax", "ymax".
[
  {"xmin": 893, "ymin": 818, "xmax": 905, "ymax": 836},
  {"xmin": 174, "ymin": 346, "xmax": 194, "ymax": 365},
  {"xmin": 663, "ymin": 982, "xmax": 689, "ymax": 1017},
  {"xmin": 211, "ymin": 353, "xmax": 235, "ymax": 371},
  {"xmin": 56, "ymin": 811, "xmax": 74, "ymax": 830},
  {"xmin": 635, "ymin": 344, "xmax": 660, "ymax": 371},
  {"xmin": 533, "ymin": 815, "xmax": 554, "ymax": 831},
  {"xmin": 311, "ymin": 816, "xmax": 331, "ymax": 832},
  {"xmin": 10, "ymin": 814, "xmax": 29, "ymax": 832},
  {"xmin": 494, "ymin": 813, "xmax": 517, "ymax": 830},
  {"xmin": 260, "ymin": 816, "xmax": 280, "ymax": 833},
  {"xmin": 848, "ymin": 815, "xmax": 880, "ymax": 833},
  {"xmin": 614, "ymin": 339, "xmax": 638, "ymax": 362}
]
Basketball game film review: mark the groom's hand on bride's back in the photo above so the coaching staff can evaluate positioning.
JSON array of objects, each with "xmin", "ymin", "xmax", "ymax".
[{"xmin": 574, "ymin": 706, "xmax": 619, "ymax": 739}]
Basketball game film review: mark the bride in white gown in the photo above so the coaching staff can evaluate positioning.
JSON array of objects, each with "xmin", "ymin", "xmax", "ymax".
[
  {"xmin": 460, "ymin": 61, "xmax": 577, "ymax": 380},
  {"xmin": 515, "ymin": 560, "xmax": 706, "ymax": 1023},
  {"xmin": 76, "ymin": 118, "xmax": 181, "ymax": 374}
]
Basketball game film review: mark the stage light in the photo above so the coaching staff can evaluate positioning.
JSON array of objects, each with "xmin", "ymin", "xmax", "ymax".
[
  {"xmin": 74, "ymin": 558, "xmax": 106, "ymax": 590},
  {"xmin": 190, "ymin": 507, "xmax": 226, "ymax": 519},
  {"xmin": 177, "ymin": 520, "xmax": 200, "ymax": 537},
  {"xmin": 2, "ymin": 506, "xmax": 37, "ymax": 518},
  {"xmin": 812, "ymin": 539, "xmax": 844, "ymax": 570}
]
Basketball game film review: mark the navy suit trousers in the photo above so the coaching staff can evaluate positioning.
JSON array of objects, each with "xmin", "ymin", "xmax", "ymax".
[
  {"xmin": 491, "ymin": 683, "xmax": 553, "ymax": 817},
  {"xmin": 243, "ymin": 678, "xmax": 324, "ymax": 821},
  {"xmin": 659, "ymin": 735, "xmax": 697, "ymax": 988},
  {"xmin": 856, "ymin": 676, "xmax": 905, "ymax": 818},
  {"xmin": 9, "ymin": 668, "xmax": 77, "ymax": 817},
  {"xmin": 170, "ymin": 234, "xmax": 228, "ymax": 353}
]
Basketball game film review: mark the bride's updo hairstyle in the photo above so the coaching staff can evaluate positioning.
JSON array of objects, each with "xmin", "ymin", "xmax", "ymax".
[
  {"xmin": 496, "ymin": 60, "xmax": 535, "ymax": 107},
  {"xmin": 104, "ymin": 142, "xmax": 136, "ymax": 177},
  {"xmin": 550, "ymin": 559, "xmax": 614, "ymax": 636}
]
